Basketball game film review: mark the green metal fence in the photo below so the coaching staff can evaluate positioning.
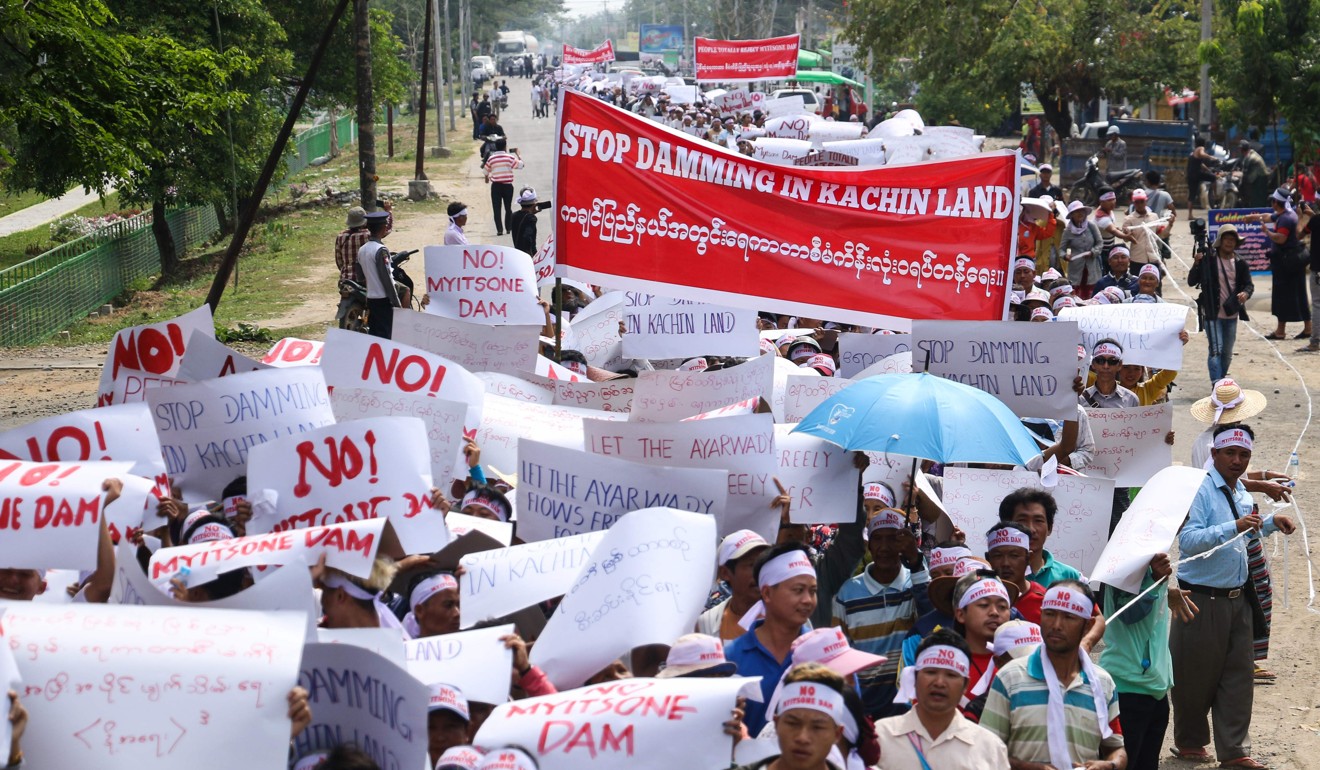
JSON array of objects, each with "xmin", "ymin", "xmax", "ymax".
[
  {"xmin": 286, "ymin": 115, "xmax": 358, "ymax": 178},
  {"xmin": 0, "ymin": 206, "xmax": 219, "ymax": 346}
]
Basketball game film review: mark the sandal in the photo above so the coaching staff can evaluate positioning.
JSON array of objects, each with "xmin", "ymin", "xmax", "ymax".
[
  {"xmin": 1298, "ymin": 331, "xmax": 1314, "ymax": 339},
  {"xmin": 1220, "ymin": 757, "xmax": 1269, "ymax": 769},
  {"xmin": 1172, "ymin": 746, "xmax": 1212, "ymax": 762},
  {"xmin": 1300, "ymin": 343, "xmax": 1320, "ymax": 353},
  {"xmin": 1264, "ymin": 333, "xmax": 1286, "ymax": 340},
  {"xmin": 1254, "ymin": 666, "xmax": 1277, "ymax": 680}
]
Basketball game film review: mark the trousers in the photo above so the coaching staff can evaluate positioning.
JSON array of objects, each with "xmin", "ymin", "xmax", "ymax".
[
  {"xmin": 490, "ymin": 181, "xmax": 514, "ymax": 234},
  {"xmin": 1169, "ymin": 590, "xmax": 1254, "ymax": 761}
]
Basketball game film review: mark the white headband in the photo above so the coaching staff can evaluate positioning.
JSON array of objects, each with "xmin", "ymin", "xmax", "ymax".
[
  {"xmin": 410, "ymin": 573, "xmax": 458, "ymax": 611},
  {"xmin": 894, "ymin": 644, "xmax": 970, "ymax": 703},
  {"xmin": 738, "ymin": 551, "xmax": 816, "ymax": 630},
  {"xmin": 775, "ymin": 681, "xmax": 844, "ymax": 724},
  {"xmin": 957, "ymin": 578, "xmax": 1010, "ymax": 610},
  {"xmin": 986, "ymin": 527, "xmax": 1031, "ymax": 552},
  {"xmin": 1014, "ymin": 258, "xmax": 1036, "ymax": 271},
  {"xmin": 450, "ymin": 208, "xmax": 469, "ymax": 222},
  {"xmin": 1038, "ymin": 586, "xmax": 1111, "ymax": 769},
  {"xmin": 866, "ymin": 507, "xmax": 906, "ymax": 535},
  {"xmin": 324, "ymin": 573, "xmax": 406, "ymax": 634},
  {"xmin": 863, "ymin": 482, "xmax": 895, "ymax": 507},
  {"xmin": 1213, "ymin": 428, "xmax": 1253, "ymax": 451},
  {"xmin": 929, "ymin": 546, "xmax": 973, "ymax": 571},
  {"xmin": 991, "ymin": 622, "xmax": 1044, "ymax": 656},
  {"xmin": 1041, "ymin": 585, "xmax": 1093, "ymax": 618},
  {"xmin": 1092, "ymin": 342, "xmax": 1123, "ymax": 361}
]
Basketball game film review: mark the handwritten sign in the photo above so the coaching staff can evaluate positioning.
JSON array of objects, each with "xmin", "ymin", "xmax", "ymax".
[
  {"xmin": 0, "ymin": 601, "xmax": 304, "ymax": 770},
  {"xmin": 751, "ymin": 137, "xmax": 813, "ymax": 164},
  {"xmin": 1077, "ymin": 404, "xmax": 1174, "ymax": 486},
  {"xmin": 584, "ymin": 412, "xmax": 777, "ymax": 540},
  {"xmin": 568, "ymin": 292, "xmax": 626, "ymax": 370},
  {"xmin": 404, "ymin": 624, "xmax": 515, "ymax": 705},
  {"xmin": 246, "ymin": 416, "xmax": 444, "ymax": 554},
  {"xmin": 713, "ymin": 88, "xmax": 765, "ymax": 113},
  {"xmin": 331, "ymin": 387, "xmax": 469, "ymax": 482},
  {"xmin": 622, "ymin": 292, "xmax": 758, "ymax": 359},
  {"xmin": 424, "ymin": 244, "xmax": 543, "ymax": 325},
  {"xmin": 0, "ymin": 402, "xmax": 169, "ymax": 495},
  {"xmin": 854, "ymin": 351, "xmax": 912, "ymax": 377},
  {"xmin": 446, "ymin": 511, "xmax": 513, "ymax": 545},
  {"xmin": 554, "ymin": 380, "xmax": 634, "ymax": 413},
  {"xmin": 530, "ymin": 508, "xmax": 717, "ymax": 688},
  {"xmin": 1089, "ymin": 466, "xmax": 1207, "ymax": 594},
  {"xmin": 940, "ymin": 467, "xmax": 1113, "ymax": 575},
  {"xmin": 295, "ymin": 642, "xmax": 429, "ymax": 770},
  {"xmin": 533, "ymin": 236, "xmax": 556, "ymax": 286},
  {"xmin": 475, "ymin": 677, "xmax": 747, "ymax": 770},
  {"xmin": 97, "ymin": 305, "xmax": 213, "ymax": 406},
  {"xmin": 838, "ymin": 333, "xmax": 911, "ymax": 378},
  {"xmin": 823, "ymin": 138, "xmax": 888, "ymax": 167},
  {"xmin": 146, "ymin": 366, "xmax": 336, "ymax": 503},
  {"xmin": 148, "ymin": 518, "xmax": 385, "ymax": 586},
  {"xmin": 262, "ymin": 337, "xmax": 324, "ymax": 367},
  {"xmin": 517, "ymin": 439, "xmax": 728, "ymax": 542},
  {"xmin": 631, "ymin": 354, "xmax": 774, "ymax": 422},
  {"xmin": 479, "ymin": 371, "xmax": 555, "ymax": 404},
  {"xmin": 316, "ymin": 628, "xmax": 406, "ymax": 668},
  {"xmin": 0, "ymin": 460, "xmax": 130, "ymax": 570},
  {"xmin": 1058, "ymin": 303, "xmax": 1190, "ymax": 371},
  {"xmin": 176, "ymin": 331, "xmax": 269, "ymax": 381},
  {"xmin": 477, "ymin": 393, "xmax": 628, "ymax": 473},
  {"xmin": 0, "ymin": 613, "xmax": 16, "ymax": 755},
  {"xmin": 774, "ymin": 425, "xmax": 859, "ymax": 524},
  {"xmin": 536, "ymin": 354, "xmax": 586, "ymax": 382},
  {"xmin": 912, "ymin": 320, "xmax": 1080, "ymax": 420},
  {"xmin": 459, "ymin": 532, "xmax": 606, "ymax": 628},
  {"xmin": 782, "ymin": 376, "xmax": 855, "ymax": 423},
  {"xmin": 391, "ymin": 309, "xmax": 540, "ymax": 375},
  {"xmin": 764, "ymin": 94, "xmax": 807, "ymax": 117}
]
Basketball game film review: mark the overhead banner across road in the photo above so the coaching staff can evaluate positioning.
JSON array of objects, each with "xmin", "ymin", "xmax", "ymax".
[
  {"xmin": 694, "ymin": 34, "xmax": 800, "ymax": 81},
  {"xmin": 562, "ymin": 40, "xmax": 615, "ymax": 65},
  {"xmin": 553, "ymin": 91, "xmax": 1018, "ymax": 330}
]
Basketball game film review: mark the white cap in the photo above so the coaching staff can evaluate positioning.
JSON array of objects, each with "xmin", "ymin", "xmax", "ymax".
[
  {"xmin": 427, "ymin": 683, "xmax": 470, "ymax": 721},
  {"xmin": 718, "ymin": 529, "xmax": 770, "ymax": 566}
]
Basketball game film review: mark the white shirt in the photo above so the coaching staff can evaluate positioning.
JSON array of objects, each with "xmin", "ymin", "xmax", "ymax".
[
  {"xmin": 356, "ymin": 239, "xmax": 391, "ymax": 300},
  {"xmin": 444, "ymin": 221, "xmax": 468, "ymax": 245},
  {"xmin": 873, "ymin": 708, "xmax": 1010, "ymax": 770}
]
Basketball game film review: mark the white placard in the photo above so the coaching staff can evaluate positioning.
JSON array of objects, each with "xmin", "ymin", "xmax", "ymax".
[
  {"xmin": 1076, "ymin": 404, "xmax": 1175, "ymax": 486},
  {"xmin": 807, "ymin": 121, "xmax": 866, "ymax": 143},
  {"xmin": 424, "ymin": 244, "xmax": 544, "ymax": 325},
  {"xmin": 941, "ymin": 467, "xmax": 1114, "ymax": 575},
  {"xmin": 0, "ymin": 601, "xmax": 304, "ymax": 770},
  {"xmin": 475, "ymin": 678, "xmax": 749, "ymax": 770},
  {"xmin": 0, "ymin": 402, "xmax": 170, "ymax": 494},
  {"xmin": 295, "ymin": 643, "xmax": 430, "ymax": 770},
  {"xmin": 1058, "ymin": 303, "xmax": 1190, "ymax": 371},
  {"xmin": 101, "ymin": 474, "xmax": 163, "ymax": 539},
  {"xmin": 146, "ymin": 366, "xmax": 336, "ymax": 503},
  {"xmin": 1089, "ymin": 466, "xmax": 1208, "ymax": 594},
  {"xmin": 331, "ymin": 387, "xmax": 468, "ymax": 482},
  {"xmin": 530, "ymin": 508, "xmax": 717, "ymax": 688},
  {"xmin": 775, "ymin": 425, "xmax": 860, "ymax": 524},
  {"xmin": 315, "ymin": 627, "xmax": 407, "ymax": 669},
  {"xmin": 912, "ymin": 320, "xmax": 1081, "ymax": 420},
  {"xmin": 97, "ymin": 305, "xmax": 214, "ymax": 406},
  {"xmin": 0, "ymin": 460, "xmax": 131, "ymax": 570},
  {"xmin": 533, "ymin": 236, "xmax": 556, "ymax": 286},
  {"xmin": 176, "ymin": 331, "xmax": 269, "ymax": 381},
  {"xmin": 838, "ymin": 332, "xmax": 911, "ymax": 378},
  {"xmin": 477, "ymin": 393, "xmax": 628, "ymax": 473},
  {"xmin": 554, "ymin": 380, "xmax": 634, "ymax": 413},
  {"xmin": 854, "ymin": 351, "xmax": 913, "ymax": 377},
  {"xmin": 568, "ymin": 292, "xmax": 626, "ymax": 370},
  {"xmin": 261, "ymin": 337, "xmax": 325, "ymax": 367},
  {"xmin": 446, "ymin": 511, "xmax": 513, "ymax": 545},
  {"xmin": 622, "ymin": 292, "xmax": 758, "ymax": 359},
  {"xmin": 768, "ymin": 354, "xmax": 798, "ymax": 422},
  {"xmin": 923, "ymin": 126, "xmax": 980, "ymax": 160},
  {"xmin": 517, "ymin": 439, "xmax": 728, "ymax": 542},
  {"xmin": 751, "ymin": 137, "xmax": 813, "ymax": 164},
  {"xmin": 763, "ymin": 115, "xmax": 817, "ymax": 140},
  {"xmin": 713, "ymin": 88, "xmax": 765, "ymax": 113},
  {"xmin": 782, "ymin": 376, "xmax": 855, "ymax": 423},
  {"xmin": 391, "ymin": 309, "xmax": 540, "ymax": 375},
  {"xmin": 823, "ymin": 138, "xmax": 888, "ymax": 167},
  {"xmin": 536, "ymin": 354, "xmax": 587, "ymax": 382},
  {"xmin": 583, "ymin": 413, "xmax": 778, "ymax": 540},
  {"xmin": 478, "ymin": 371, "xmax": 555, "ymax": 404},
  {"xmin": 631, "ymin": 354, "xmax": 774, "ymax": 423},
  {"xmin": 0, "ymin": 614, "xmax": 16, "ymax": 754},
  {"xmin": 459, "ymin": 532, "xmax": 606, "ymax": 628},
  {"xmin": 147, "ymin": 518, "xmax": 386, "ymax": 586},
  {"xmin": 246, "ymin": 416, "xmax": 444, "ymax": 554},
  {"xmin": 764, "ymin": 95, "xmax": 807, "ymax": 117},
  {"xmin": 404, "ymin": 624, "xmax": 515, "ymax": 705}
]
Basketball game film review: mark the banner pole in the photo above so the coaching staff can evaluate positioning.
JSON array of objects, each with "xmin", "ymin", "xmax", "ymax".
[{"xmin": 554, "ymin": 278, "xmax": 564, "ymax": 362}]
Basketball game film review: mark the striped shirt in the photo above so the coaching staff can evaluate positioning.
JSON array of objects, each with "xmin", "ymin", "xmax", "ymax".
[
  {"xmin": 980, "ymin": 647, "xmax": 1124, "ymax": 766},
  {"xmin": 483, "ymin": 151, "xmax": 523, "ymax": 184},
  {"xmin": 832, "ymin": 564, "xmax": 930, "ymax": 717}
]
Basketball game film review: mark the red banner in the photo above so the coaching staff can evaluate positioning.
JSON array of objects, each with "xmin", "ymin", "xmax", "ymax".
[
  {"xmin": 562, "ymin": 40, "xmax": 615, "ymax": 65},
  {"xmin": 694, "ymin": 34, "xmax": 800, "ymax": 82},
  {"xmin": 552, "ymin": 91, "xmax": 1019, "ymax": 330}
]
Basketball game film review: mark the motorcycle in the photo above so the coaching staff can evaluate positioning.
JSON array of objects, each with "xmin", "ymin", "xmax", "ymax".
[
  {"xmin": 479, "ymin": 134, "xmax": 505, "ymax": 164},
  {"xmin": 336, "ymin": 249, "xmax": 421, "ymax": 332},
  {"xmin": 1068, "ymin": 154, "xmax": 1146, "ymax": 206},
  {"xmin": 1207, "ymin": 157, "xmax": 1241, "ymax": 209}
]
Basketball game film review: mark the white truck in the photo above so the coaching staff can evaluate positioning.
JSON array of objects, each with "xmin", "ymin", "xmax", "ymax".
[{"xmin": 495, "ymin": 31, "xmax": 540, "ymax": 73}]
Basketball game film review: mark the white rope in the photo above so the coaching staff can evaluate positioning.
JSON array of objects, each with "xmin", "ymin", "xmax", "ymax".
[{"xmin": 1105, "ymin": 529, "xmax": 1251, "ymax": 624}]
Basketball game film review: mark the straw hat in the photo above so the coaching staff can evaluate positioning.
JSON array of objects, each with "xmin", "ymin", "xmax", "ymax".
[{"xmin": 1190, "ymin": 378, "xmax": 1266, "ymax": 425}]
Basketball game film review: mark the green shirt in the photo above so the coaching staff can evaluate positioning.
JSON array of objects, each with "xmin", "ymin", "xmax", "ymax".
[
  {"xmin": 1099, "ymin": 571, "xmax": 1173, "ymax": 697},
  {"xmin": 1031, "ymin": 549, "xmax": 1082, "ymax": 588}
]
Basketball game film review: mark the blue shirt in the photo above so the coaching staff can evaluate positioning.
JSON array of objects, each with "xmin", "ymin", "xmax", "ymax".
[
  {"xmin": 1178, "ymin": 466, "xmax": 1278, "ymax": 589},
  {"xmin": 724, "ymin": 620, "xmax": 794, "ymax": 735}
]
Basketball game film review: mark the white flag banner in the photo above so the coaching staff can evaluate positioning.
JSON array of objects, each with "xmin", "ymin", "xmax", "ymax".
[
  {"xmin": 838, "ymin": 332, "xmax": 911, "ymax": 378},
  {"xmin": 404, "ymin": 624, "xmax": 516, "ymax": 705},
  {"xmin": 622, "ymin": 292, "xmax": 758, "ymax": 359},
  {"xmin": 97, "ymin": 305, "xmax": 213, "ymax": 406},
  {"xmin": 631, "ymin": 354, "xmax": 774, "ymax": 422},
  {"xmin": 424, "ymin": 244, "xmax": 544, "ymax": 325},
  {"xmin": 583, "ymin": 413, "xmax": 778, "ymax": 540},
  {"xmin": 0, "ymin": 460, "xmax": 131, "ymax": 570},
  {"xmin": 146, "ymin": 366, "xmax": 336, "ymax": 503},
  {"xmin": 391, "ymin": 309, "xmax": 540, "ymax": 375},
  {"xmin": 1058, "ymin": 303, "xmax": 1190, "ymax": 370},
  {"xmin": 459, "ymin": 532, "xmax": 606, "ymax": 628},
  {"xmin": 477, "ymin": 393, "xmax": 627, "ymax": 473},
  {"xmin": 475, "ymin": 677, "xmax": 749, "ymax": 770},
  {"xmin": 1076, "ymin": 404, "xmax": 1175, "ymax": 486},
  {"xmin": 912, "ymin": 320, "xmax": 1081, "ymax": 420},
  {"xmin": 516, "ymin": 439, "xmax": 727, "ymax": 542},
  {"xmin": 530, "ymin": 508, "xmax": 717, "ymax": 689},
  {"xmin": 246, "ymin": 416, "xmax": 445, "ymax": 554},
  {"xmin": 775, "ymin": 425, "xmax": 860, "ymax": 524},
  {"xmin": 261, "ymin": 337, "xmax": 325, "ymax": 367},
  {"xmin": 175, "ymin": 331, "xmax": 268, "ymax": 381},
  {"xmin": 1089, "ymin": 466, "xmax": 1207, "ymax": 594},
  {"xmin": 0, "ymin": 601, "xmax": 304, "ymax": 770},
  {"xmin": 782, "ymin": 376, "xmax": 855, "ymax": 423},
  {"xmin": 331, "ymin": 387, "xmax": 469, "ymax": 483},
  {"xmin": 295, "ymin": 643, "xmax": 430, "ymax": 770},
  {"xmin": 941, "ymin": 467, "xmax": 1114, "ymax": 575}
]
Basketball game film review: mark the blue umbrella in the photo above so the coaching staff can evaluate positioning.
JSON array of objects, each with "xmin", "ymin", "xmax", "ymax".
[{"xmin": 791, "ymin": 373, "xmax": 1043, "ymax": 466}]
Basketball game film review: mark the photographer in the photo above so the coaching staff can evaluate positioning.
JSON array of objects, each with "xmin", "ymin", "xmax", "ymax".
[
  {"xmin": 1189, "ymin": 223, "xmax": 1254, "ymax": 382},
  {"xmin": 509, "ymin": 187, "xmax": 549, "ymax": 257}
]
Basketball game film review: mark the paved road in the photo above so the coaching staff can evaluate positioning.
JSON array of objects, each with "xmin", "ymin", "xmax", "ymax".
[{"xmin": 0, "ymin": 186, "xmax": 116, "ymax": 238}]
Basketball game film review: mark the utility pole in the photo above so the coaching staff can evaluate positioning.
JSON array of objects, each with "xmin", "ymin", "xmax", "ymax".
[
  {"xmin": 410, "ymin": 0, "xmax": 433, "ymax": 199},
  {"xmin": 1198, "ymin": 0, "xmax": 1212, "ymax": 130},
  {"xmin": 443, "ymin": 0, "xmax": 455, "ymax": 130},
  {"xmin": 430, "ymin": 0, "xmax": 447, "ymax": 149}
]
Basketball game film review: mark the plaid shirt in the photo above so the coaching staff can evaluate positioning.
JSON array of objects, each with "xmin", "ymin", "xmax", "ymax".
[{"xmin": 335, "ymin": 228, "xmax": 370, "ymax": 282}]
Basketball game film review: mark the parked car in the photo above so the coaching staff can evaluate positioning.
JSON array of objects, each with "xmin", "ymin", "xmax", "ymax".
[
  {"xmin": 470, "ymin": 56, "xmax": 495, "ymax": 85},
  {"xmin": 769, "ymin": 88, "xmax": 822, "ymax": 114}
]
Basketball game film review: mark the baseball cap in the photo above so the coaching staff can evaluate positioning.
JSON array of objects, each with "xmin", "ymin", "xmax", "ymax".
[
  {"xmin": 427, "ymin": 683, "xmax": 470, "ymax": 722},
  {"xmin": 1038, "ymin": 163, "xmax": 1052, "ymax": 172},
  {"xmin": 293, "ymin": 753, "xmax": 331, "ymax": 770},
  {"xmin": 656, "ymin": 633, "xmax": 738, "ymax": 678},
  {"xmin": 476, "ymin": 748, "xmax": 538, "ymax": 770},
  {"xmin": 436, "ymin": 747, "xmax": 487, "ymax": 770},
  {"xmin": 802, "ymin": 354, "xmax": 836, "ymax": 377},
  {"xmin": 718, "ymin": 529, "xmax": 770, "ymax": 566},
  {"xmin": 790, "ymin": 627, "xmax": 887, "ymax": 674},
  {"xmin": 1131, "ymin": 189, "xmax": 1148, "ymax": 201}
]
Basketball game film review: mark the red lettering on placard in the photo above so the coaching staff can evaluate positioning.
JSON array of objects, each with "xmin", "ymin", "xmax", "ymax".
[
  {"xmin": 362, "ymin": 344, "xmax": 447, "ymax": 394},
  {"xmin": 0, "ymin": 497, "xmax": 22, "ymax": 530},
  {"xmin": 219, "ymin": 356, "xmax": 240, "ymax": 377},
  {"xmin": 292, "ymin": 430, "xmax": 379, "ymax": 497},
  {"xmin": 538, "ymin": 721, "xmax": 635, "ymax": 757},
  {"xmin": 33, "ymin": 495, "xmax": 99, "ymax": 528}
]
